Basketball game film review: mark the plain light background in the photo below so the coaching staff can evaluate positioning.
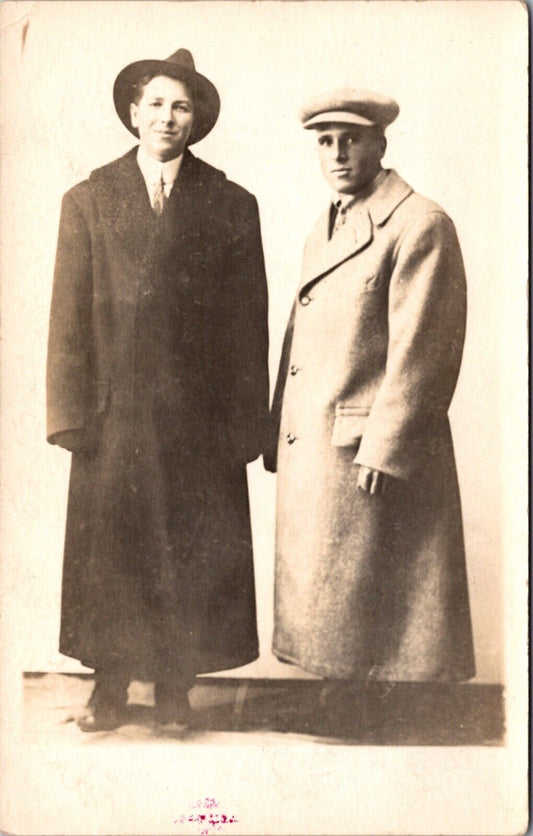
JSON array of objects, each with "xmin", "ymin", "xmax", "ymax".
[
  {"xmin": 0, "ymin": 0, "xmax": 527, "ymax": 684},
  {"xmin": 0, "ymin": 3, "xmax": 528, "ymax": 835}
]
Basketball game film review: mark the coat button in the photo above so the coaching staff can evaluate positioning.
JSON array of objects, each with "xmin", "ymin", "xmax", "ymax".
[
  {"xmin": 301, "ymin": 295, "xmax": 311, "ymax": 306},
  {"xmin": 286, "ymin": 433, "xmax": 296, "ymax": 444},
  {"xmin": 290, "ymin": 365, "xmax": 299, "ymax": 376}
]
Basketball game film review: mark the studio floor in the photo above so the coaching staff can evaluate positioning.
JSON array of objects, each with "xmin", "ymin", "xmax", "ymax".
[{"xmin": 23, "ymin": 673, "xmax": 504, "ymax": 746}]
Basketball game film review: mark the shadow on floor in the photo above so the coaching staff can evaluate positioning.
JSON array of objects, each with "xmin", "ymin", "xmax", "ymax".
[{"xmin": 23, "ymin": 673, "xmax": 504, "ymax": 746}]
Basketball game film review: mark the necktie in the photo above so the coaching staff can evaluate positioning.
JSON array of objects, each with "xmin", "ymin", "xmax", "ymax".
[
  {"xmin": 332, "ymin": 201, "xmax": 348, "ymax": 235},
  {"xmin": 332, "ymin": 196, "xmax": 360, "ymax": 237},
  {"xmin": 152, "ymin": 175, "xmax": 168, "ymax": 216}
]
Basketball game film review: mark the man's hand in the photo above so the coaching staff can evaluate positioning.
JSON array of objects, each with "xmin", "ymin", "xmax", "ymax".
[{"xmin": 357, "ymin": 465, "xmax": 388, "ymax": 495}]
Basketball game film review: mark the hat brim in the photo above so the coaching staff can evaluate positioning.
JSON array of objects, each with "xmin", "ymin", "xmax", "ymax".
[
  {"xmin": 303, "ymin": 111, "xmax": 377, "ymax": 129},
  {"xmin": 113, "ymin": 58, "xmax": 220, "ymax": 145}
]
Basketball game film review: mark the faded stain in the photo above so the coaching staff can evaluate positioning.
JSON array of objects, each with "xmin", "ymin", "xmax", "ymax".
[{"xmin": 21, "ymin": 19, "xmax": 29, "ymax": 53}]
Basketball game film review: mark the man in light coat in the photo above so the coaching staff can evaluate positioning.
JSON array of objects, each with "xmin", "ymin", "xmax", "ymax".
[
  {"xmin": 47, "ymin": 49, "xmax": 269, "ymax": 731},
  {"xmin": 266, "ymin": 90, "xmax": 475, "ymax": 712}
]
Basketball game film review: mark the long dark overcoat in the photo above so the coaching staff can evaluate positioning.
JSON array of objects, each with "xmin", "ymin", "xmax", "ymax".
[
  {"xmin": 267, "ymin": 169, "xmax": 475, "ymax": 682},
  {"xmin": 47, "ymin": 147, "xmax": 269, "ymax": 681}
]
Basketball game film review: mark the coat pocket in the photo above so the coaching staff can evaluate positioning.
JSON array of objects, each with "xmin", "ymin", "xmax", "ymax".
[{"xmin": 331, "ymin": 405, "xmax": 370, "ymax": 447}]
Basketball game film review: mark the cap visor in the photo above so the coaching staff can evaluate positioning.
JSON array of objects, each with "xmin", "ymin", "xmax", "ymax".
[{"xmin": 303, "ymin": 111, "xmax": 376, "ymax": 129}]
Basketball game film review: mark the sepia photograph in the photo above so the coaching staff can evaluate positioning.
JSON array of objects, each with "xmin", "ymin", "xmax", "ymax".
[{"xmin": 0, "ymin": 1, "xmax": 528, "ymax": 834}]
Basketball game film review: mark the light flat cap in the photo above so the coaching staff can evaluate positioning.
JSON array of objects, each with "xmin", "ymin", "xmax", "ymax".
[{"xmin": 300, "ymin": 88, "xmax": 399, "ymax": 130}]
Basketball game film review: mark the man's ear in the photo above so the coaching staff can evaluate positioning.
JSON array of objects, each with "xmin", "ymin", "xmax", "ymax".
[
  {"xmin": 130, "ymin": 103, "xmax": 139, "ymax": 129},
  {"xmin": 379, "ymin": 134, "xmax": 387, "ymax": 160}
]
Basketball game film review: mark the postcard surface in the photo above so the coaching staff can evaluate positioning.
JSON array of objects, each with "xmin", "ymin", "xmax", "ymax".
[{"xmin": 0, "ymin": 2, "xmax": 528, "ymax": 834}]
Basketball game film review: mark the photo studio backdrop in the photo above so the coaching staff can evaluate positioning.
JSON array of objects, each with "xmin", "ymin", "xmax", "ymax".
[{"xmin": 1, "ymin": 1, "xmax": 527, "ymax": 684}]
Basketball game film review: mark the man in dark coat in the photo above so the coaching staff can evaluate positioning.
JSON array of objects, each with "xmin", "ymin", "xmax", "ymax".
[
  {"xmin": 266, "ymin": 89, "xmax": 475, "ymax": 717},
  {"xmin": 47, "ymin": 49, "xmax": 269, "ymax": 731}
]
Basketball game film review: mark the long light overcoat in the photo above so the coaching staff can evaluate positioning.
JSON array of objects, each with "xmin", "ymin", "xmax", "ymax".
[
  {"xmin": 47, "ymin": 147, "xmax": 269, "ymax": 681},
  {"xmin": 267, "ymin": 169, "xmax": 475, "ymax": 682}
]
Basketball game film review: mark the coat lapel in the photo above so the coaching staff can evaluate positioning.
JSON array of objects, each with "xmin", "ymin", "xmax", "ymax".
[
  {"xmin": 300, "ymin": 169, "xmax": 413, "ymax": 292},
  {"xmin": 89, "ymin": 148, "xmax": 212, "ymax": 266},
  {"xmin": 158, "ymin": 149, "xmax": 211, "ymax": 246},
  {"xmin": 300, "ymin": 206, "xmax": 373, "ymax": 290},
  {"xmin": 90, "ymin": 147, "xmax": 154, "ymax": 263}
]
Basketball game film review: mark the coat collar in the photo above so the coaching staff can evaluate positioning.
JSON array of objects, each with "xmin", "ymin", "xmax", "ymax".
[
  {"xmin": 89, "ymin": 147, "xmax": 216, "ymax": 264},
  {"xmin": 300, "ymin": 169, "xmax": 413, "ymax": 289},
  {"xmin": 365, "ymin": 168, "xmax": 413, "ymax": 226}
]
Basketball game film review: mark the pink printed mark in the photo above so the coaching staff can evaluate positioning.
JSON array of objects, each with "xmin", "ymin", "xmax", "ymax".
[{"xmin": 175, "ymin": 798, "xmax": 238, "ymax": 835}]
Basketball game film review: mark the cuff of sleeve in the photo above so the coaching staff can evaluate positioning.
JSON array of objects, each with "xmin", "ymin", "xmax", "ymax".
[{"xmin": 354, "ymin": 450, "xmax": 410, "ymax": 481}]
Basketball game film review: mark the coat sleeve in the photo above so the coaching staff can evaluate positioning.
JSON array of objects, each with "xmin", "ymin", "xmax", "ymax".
[
  {"xmin": 46, "ymin": 187, "xmax": 94, "ymax": 443},
  {"xmin": 219, "ymin": 193, "xmax": 270, "ymax": 463},
  {"xmin": 355, "ymin": 210, "xmax": 467, "ymax": 480}
]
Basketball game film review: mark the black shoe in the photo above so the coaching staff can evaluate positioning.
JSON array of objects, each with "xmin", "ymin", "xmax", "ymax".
[
  {"xmin": 154, "ymin": 682, "xmax": 192, "ymax": 726},
  {"xmin": 78, "ymin": 670, "xmax": 129, "ymax": 732},
  {"xmin": 77, "ymin": 703, "xmax": 124, "ymax": 732}
]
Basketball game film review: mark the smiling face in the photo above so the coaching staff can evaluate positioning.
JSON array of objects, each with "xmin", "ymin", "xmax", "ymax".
[
  {"xmin": 129, "ymin": 75, "xmax": 194, "ymax": 162},
  {"xmin": 316, "ymin": 124, "xmax": 386, "ymax": 195}
]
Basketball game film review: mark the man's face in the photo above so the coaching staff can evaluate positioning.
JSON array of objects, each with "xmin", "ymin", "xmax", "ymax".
[
  {"xmin": 316, "ymin": 124, "xmax": 385, "ymax": 194},
  {"xmin": 130, "ymin": 76, "xmax": 194, "ymax": 162}
]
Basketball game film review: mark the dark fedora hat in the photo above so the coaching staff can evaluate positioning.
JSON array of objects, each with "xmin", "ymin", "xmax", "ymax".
[{"xmin": 113, "ymin": 48, "xmax": 220, "ymax": 145}]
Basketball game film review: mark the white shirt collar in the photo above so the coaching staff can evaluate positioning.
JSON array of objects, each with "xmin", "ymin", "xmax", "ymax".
[{"xmin": 136, "ymin": 146, "xmax": 184, "ymax": 200}]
